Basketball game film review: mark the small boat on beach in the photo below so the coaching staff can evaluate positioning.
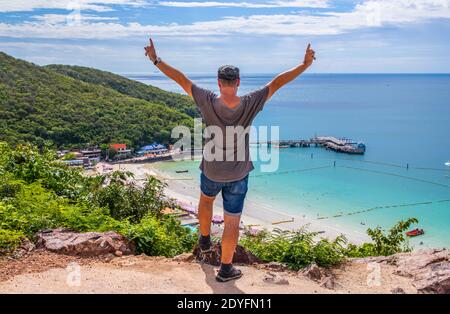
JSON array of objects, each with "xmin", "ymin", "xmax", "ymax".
[
  {"xmin": 273, "ymin": 144, "xmax": 290, "ymax": 148},
  {"xmin": 272, "ymin": 218, "xmax": 295, "ymax": 225},
  {"xmin": 406, "ymin": 228, "xmax": 424, "ymax": 237},
  {"xmin": 176, "ymin": 170, "xmax": 189, "ymax": 173}
]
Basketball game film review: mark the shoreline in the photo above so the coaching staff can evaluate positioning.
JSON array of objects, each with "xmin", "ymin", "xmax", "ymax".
[{"xmin": 111, "ymin": 161, "xmax": 370, "ymax": 245}]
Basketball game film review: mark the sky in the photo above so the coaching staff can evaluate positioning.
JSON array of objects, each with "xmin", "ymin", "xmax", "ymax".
[{"xmin": 1, "ymin": 0, "xmax": 450, "ymax": 74}]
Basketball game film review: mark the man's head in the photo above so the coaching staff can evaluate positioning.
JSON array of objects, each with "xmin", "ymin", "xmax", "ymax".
[{"xmin": 218, "ymin": 65, "xmax": 240, "ymax": 94}]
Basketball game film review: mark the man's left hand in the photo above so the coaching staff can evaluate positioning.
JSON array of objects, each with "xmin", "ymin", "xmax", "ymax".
[
  {"xmin": 304, "ymin": 43, "xmax": 316, "ymax": 67},
  {"xmin": 144, "ymin": 37, "xmax": 158, "ymax": 63}
]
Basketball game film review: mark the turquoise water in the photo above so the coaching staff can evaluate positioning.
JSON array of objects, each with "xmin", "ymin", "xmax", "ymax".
[
  {"xmin": 129, "ymin": 74, "xmax": 450, "ymax": 248},
  {"xmin": 182, "ymin": 224, "xmax": 199, "ymax": 233}
]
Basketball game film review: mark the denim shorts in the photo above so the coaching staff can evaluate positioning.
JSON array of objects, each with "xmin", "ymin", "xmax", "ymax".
[{"xmin": 200, "ymin": 173, "xmax": 249, "ymax": 216}]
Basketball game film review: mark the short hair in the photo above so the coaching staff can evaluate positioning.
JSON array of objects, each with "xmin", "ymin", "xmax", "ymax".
[{"xmin": 218, "ymin": 65, "xmax": 240, "ymax": 81}]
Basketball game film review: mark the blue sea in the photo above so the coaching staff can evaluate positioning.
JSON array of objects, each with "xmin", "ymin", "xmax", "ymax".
[{"xmin": 128, "ymin": 73, "xmax": 450, "ymax": 248}]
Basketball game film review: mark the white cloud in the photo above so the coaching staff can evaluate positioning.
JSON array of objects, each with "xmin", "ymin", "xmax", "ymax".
[
  {"xmin": 0, "ymin": 0, "xmax": 449, "ymax": 39},
  {"xmin": 0, "ymin": 0, "xmax": 149, "ymax": 13},
  {"xmin": 32, "ymin": 14, "xmax": 118, "ymax": 25},
  {"xmin": 157, "ymin": 0, "xmax": 329, "ymax": 8}
]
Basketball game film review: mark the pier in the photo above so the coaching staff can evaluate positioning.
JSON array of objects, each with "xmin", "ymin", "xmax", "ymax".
[{"xmin": 252, "ymin": 136, "xmax": 366, "ymax": 155}]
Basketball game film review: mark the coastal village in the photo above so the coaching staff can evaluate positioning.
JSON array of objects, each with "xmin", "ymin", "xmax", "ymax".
[
  {"xmin": 59, "ymin": 135, "xmax": 367, "ymax": 171},
  {"xmin": 57, "ymin": 142, "xmax": 176, "ymax": 170}
]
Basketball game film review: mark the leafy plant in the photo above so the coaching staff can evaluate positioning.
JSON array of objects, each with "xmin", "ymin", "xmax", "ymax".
[
  {"xmin": 92, "ymin": 171, "xmax": 168, "ymax": 222},
  {"xmin": 345, "ymin": 218, "xmax": 418, "ymax": 257},
  {"xmin": 62, "ymin": 152, "xmax": 77, "ymax": 160},
  {"xmin": 0, "ymin": 229, "xmax": 25, "ymax": 254},
  {"xmin": 241, "ymin": 218, "xmax": 419, "ymax": 270},
  {"xmin": 127, "ymin": 214, "xmax": 196, "ymax": 257},
  {"xmin": 240, "ymin": 227, "xmax": 347, "ymax": 269}
]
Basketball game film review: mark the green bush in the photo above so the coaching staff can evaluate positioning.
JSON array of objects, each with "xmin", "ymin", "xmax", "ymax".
[
  {"xmin": 0, "ymin": 229, "xmax": 25, "ymax": 254},
  {"xmin": 241, "ymin": 218, "xmax": 419, "ymax": 270},
  {"xmin": 344, "ymin": 218, "xmax": 418, "ymax": 257},
  {"xmin": 312, "ymin": 236, "xmax": 347, "ymax": 268},
  {"xmin": 92, "ymin": 171, "xmax": 167, "ymax": 222},
  {"xmin": 60, "ymin": 203, "xmax": 127, "ymax": 233},
  {"xmin": 127, "ymin": 214, "xmax": 196, "ymax": 257},
  {"xmin": 0, "ymin": 182, "xmax": 65, "ymax": 238},
  {"xmin": 0, "ymin": 142, "xmax": 91, "ymax": 200},
  {"xmin": 240, "ymin": 227, "xmax": 346, "ymax": 269}
]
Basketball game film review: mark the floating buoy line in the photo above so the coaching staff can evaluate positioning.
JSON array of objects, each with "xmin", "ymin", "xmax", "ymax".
[
  {"xmin": 250, "ymin": 163, "xmax": 449, "ymax": 188},
  {"xmin": 316, "ymin": 199, "xmax": 450, "ymax": 220}
]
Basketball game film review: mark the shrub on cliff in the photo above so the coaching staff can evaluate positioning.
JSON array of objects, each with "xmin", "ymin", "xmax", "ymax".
[
  {"xmin": 241, "ymin": 219, "xmax": 418, "ymax": 269},
  {"xmin": 127, "ymin": 214, "xmax": 196, "ymax": 257},
  {"xmin": 240, "ymin": 227, "xmax": 347, "ymax": 269},
  {"xmin": 344, "ymin": 218, "xmax": 418, "ymax": 257},
  {"xmin": 0, "ymin": 143, "xmax": 195, "ymax": 256},
  {"xmin": 91, "ymin": 171, "xmax": 167, "ymax": 222},
  {"xmin": 0, "ymin": 229, "xmax": 25, "ymax": 254}
]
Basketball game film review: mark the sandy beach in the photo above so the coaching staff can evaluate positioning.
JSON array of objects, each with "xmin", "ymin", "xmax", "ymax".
[{"xmin": 108, "ymin": 161, "xmax": 370, "ymax": 245}]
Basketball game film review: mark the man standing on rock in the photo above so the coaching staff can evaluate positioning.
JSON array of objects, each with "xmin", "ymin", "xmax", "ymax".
[{"xmin": 145, "ymin": 38, "xmax": 315, "ymax": 282}]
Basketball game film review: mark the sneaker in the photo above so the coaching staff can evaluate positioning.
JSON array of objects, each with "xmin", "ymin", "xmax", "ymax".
[
  {"xmin": 216, "ymin": 266, "xmax": 243, "ymax": 282},
  {"xmin": 199, "ymin": 237, "xmax": 213, "ymax": 253}
]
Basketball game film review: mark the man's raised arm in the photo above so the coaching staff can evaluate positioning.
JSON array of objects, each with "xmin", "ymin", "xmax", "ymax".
[
  {"xmin": 266, "ymin": 43, "xmax": 316, "ymax": 100},
  {"xmin": 144, "ymin": 37, "xmax": 193, "ymax": 97}
]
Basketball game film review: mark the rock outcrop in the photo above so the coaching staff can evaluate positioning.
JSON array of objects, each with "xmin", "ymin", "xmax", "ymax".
[
  {"xmin": 352, "ymin": 249, "xmax": 450, "ymax": 294},
  {"xmin": 300, "ymin": 263, "xmax": 323, "ymax": 281},
  {"xmin": 36, "ymin": 229, "xmax": 135, "ymax": 257},
  {"xmin": 10, "ymin": 239, "xmax": 36, "ymax": 259},
  {"xmin": 263, "ymin": 272, "xmax": 289, "ymax": 285}
]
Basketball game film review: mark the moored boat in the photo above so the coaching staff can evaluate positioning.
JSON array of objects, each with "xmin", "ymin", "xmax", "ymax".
[{"xmin": 406, "ymin": 228, "xmax": 424, "ymax": 237}]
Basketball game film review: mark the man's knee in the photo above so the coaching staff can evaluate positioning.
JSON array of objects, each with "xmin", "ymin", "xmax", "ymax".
[
  {"xmin": 200, "ymin": 192, "xmax": 216, "ymax": 204},
  {"xmin": 224, "ymin": 214, "xmax": 241, "ymax": 228},
  {"xmin": 201, "ymin": 192, "xmax": 216, "ymax": 202}
]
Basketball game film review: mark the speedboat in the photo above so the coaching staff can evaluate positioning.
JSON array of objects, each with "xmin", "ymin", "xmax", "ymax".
[
  {"xmin": 446, "ymin": 161, "xmax": 450, "ymax": 167},
  {"xmin": 406, "ymin": 228, "xmax": 424, "ymax": 237}
]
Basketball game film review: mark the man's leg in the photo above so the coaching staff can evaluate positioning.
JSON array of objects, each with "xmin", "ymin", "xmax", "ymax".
[
  {"xmin": 198, "ymin": 173, "xmax": 222, "ymax": 253},
  {"xmin": 198, "ymin": 192, "xmax": 215, "ymax": 237},
  {"xmin": 220, "ymin": 214, "xmax": 241, "ymax": 264},
  {"xmin": 216, "ymin": 175, "xmax": 248, "ymax": 282}
]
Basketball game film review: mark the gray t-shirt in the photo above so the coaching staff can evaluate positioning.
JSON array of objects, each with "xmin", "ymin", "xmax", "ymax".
[{"xmin": 191, "ymin": 84, "xmax": 270, "ymax": 182}]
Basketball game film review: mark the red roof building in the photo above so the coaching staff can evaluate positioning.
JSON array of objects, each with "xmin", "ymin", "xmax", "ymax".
[{"xmin": 110, "ymin": 143, "xmax": 127, "ymax": 151}]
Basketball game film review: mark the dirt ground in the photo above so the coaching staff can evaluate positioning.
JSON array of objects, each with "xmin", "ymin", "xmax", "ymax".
[{"xmin": 0, "ymin": 251, "xmax": 416, "ymax": 294}]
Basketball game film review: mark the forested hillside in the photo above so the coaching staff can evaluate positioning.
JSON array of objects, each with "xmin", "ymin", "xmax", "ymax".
[
  {"xmin": 0, "ymin": 52, "xmax": 194, "ymax": 149},
  {"xmin": 46, "ymin": 64, "xmax": 198, "ymax": 117}
]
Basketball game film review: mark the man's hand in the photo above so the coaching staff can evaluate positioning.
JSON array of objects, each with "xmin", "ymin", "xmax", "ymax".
[
  {"xmin": 144, "ymin": 37, "xmax": 158, "ymax": 63},
  {"xmin": 144, "ymin": 36, "xmax": 193, "ymax": 97},
  {"xmin": 303, "ymin": 43, "xmax": 316, "ymax": 68},
  {"xmin": 266, "ymin": 43, "xmax": 316, "ymax": 100}
]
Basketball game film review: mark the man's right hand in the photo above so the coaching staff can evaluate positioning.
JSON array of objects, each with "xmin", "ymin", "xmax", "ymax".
[
  {"xmin": 144, "ymin": 37, "xmax": 158, "ymax": 64},
  {"xmin": 303, "ymin": 43, "xmax": 316, "ymax": 68},
  {"xmin": 144, "ymin": 36, "xmax": 193, "ymax": 97}
]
